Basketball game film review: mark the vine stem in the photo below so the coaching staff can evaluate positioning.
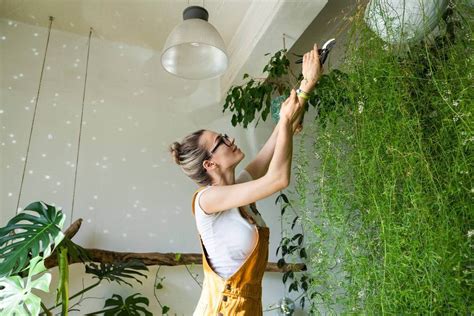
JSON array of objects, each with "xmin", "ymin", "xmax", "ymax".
[
  {"xmin": 184, "ymin": 264, "xmax": 202, "ymax": 288},
  {"xmin": 44, "ymin": 280, "xmax": 101, "ymax": 312},
  {"xmin": 40, "ymin": 302, "xmax": 52, "ymax": 316},
  {"xmin": 153, "ymin": 265, "xmax": 167, "ymax": 312}
]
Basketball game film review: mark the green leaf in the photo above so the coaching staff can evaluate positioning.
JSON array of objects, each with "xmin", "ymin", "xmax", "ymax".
[
  {"xmin": 291, "ymin": 216, "xmax": 299, "ymax": 229},
  {"xmin": 277, "ymin": 258, "xmax": 286, "ymax": 268},
  {"xmin": 292, "ymin": 233, "xmax": 303, "ymax": 246},
  {"xmin": 300, "ymin": 296, "xmax": 306, "ymax": 308},
  {"xmin": 85, "ymin": 259, "xmax": 148, "ymax": 287},
  {"xmin": 282, "ymin": 271, "xmax": 291, "ymax": 284},
  {"xmin": 0, "ymin": 255, "xmax": 51, "ymax": 315},
  {"xmin": 288, "ymin": 245, "xmax": 298, "ymax": 254},
  {"xmin": 0, "ymin": 201, "xmax": 66, "ymax": 278},
  {"xmin": 162, "ymin": 306, "xmax": 170, "ymax": 314},
  {"xmin": 289, "ymin": 281, "xmax": 298, "ymax": 293},
  {"xmin": 275, "ymin": 193, "xmax": 289, "ymax": 205},
  {"xmin": 300, "ymin": 248, "xmax": 307, "ymax": 259},
  {"xmin": 302, "ymin": 280, "xmax": 308, "ymax": 291},
  {"xmin": 85, "ymin": 293, "xmax": 152, "ymax": 316}
]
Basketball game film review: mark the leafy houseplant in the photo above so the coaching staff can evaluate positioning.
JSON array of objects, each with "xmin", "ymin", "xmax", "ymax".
[
  {"xmin": 0, "ymin": 201, "xmax": 154, "ymax": 315},
  {"xmin": 222, "ymin": 49, "xmax": 296, "ymax": 128},
  {"xmin": 221, "ymin": 47, "xmax": 351, "ymax": 311},
  {"xmin": 0, "ymin": 202, "xmax": 65, "ymax": 315}
]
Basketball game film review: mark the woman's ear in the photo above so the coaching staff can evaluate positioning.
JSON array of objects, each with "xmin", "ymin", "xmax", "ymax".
[{"xmin": 203, "ymin": 159, "xmax": 213, "ymax": 171}]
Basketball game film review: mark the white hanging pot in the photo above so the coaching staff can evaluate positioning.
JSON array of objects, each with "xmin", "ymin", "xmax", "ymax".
[{"xmin": 364, "ymin": 0, "xmax": 448, "ymax": 44}]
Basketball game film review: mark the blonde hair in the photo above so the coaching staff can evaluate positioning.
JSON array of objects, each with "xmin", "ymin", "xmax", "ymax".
[{"xmin": 169, "ymin": 129, "xmax": 212, "ymax": 186}]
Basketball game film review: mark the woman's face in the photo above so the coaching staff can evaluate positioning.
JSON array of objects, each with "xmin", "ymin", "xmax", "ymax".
[{"xmin": 201, "ymin": 130, "xmax": 244, "ymax": 171}]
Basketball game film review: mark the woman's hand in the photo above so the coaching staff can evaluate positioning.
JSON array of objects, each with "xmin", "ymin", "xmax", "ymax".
[
  {"xmin": 279, "ymin": 89, "xmax": 303, "ymax": 134},
  {"xmin": 290, "ymin": 43, "xmax": 324, "ymax": 135},
  {"xmin": 301, "ymin": 43, "xmax": 323, "ymax": 92}
]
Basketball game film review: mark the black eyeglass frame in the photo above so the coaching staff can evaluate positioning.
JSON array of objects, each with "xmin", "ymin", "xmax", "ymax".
[{"xmin": 208, "ymin": 134, "xmax": 233, "ymax": 157}]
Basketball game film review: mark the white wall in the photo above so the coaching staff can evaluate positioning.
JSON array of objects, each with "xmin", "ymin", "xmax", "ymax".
[{"xmin": 0, "ymin": 18, "xmax": 310, "ymax": 315}]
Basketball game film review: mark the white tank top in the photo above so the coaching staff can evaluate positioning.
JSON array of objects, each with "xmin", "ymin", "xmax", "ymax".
[{"xmin": 194, "ymin": 169, "xmax": 267, "ymax": 279}]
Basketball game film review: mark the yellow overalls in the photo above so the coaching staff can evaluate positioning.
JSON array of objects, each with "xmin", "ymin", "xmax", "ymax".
[{"xmin": 191, "ymin": 186, "xmax": 270, "ymax": 316}]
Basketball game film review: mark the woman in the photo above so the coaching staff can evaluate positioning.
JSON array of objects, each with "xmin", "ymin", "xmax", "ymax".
[{"xmin": 169, "ymin": 44, "xmax": 322, "ymax": 315}]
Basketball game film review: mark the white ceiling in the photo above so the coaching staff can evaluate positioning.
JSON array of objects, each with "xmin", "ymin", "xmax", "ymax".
[
  {"xmin": 0, "ymin": 0, "xmax": 328, "ymax": 94},
  {"xmin": 0, "ymin": 0, "xmax": 251, "ymax": 51}
]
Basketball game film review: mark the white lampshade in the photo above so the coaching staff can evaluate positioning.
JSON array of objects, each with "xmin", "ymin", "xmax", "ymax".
[
  {"xmin": 364, "ymin": 0, "xmax": 448, "ymax": 44},
  {"xmin": 161, "ymin": 6, "xmax": 228, "ymax": 80}
]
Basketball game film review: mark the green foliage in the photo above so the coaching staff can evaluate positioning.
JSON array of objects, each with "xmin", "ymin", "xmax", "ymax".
[
  {"xmin": 221, "ymin": 46, "xmax": 356, "ymax": 134},
  {"xmin": 222, "ymin": 49, "xmax": 293, "ymax": 128},
  {"xmin": 308, "ymin": 69, "xmax": 351, "ymax": 129},
  {"xmin": 85, "ymin": 259, "xmax": 148, "ymax": 287},
  {"xmin": 0, "ymin": 255, "xmax": 51, "ymax": 315},
  {"xmin": 275, "ymin": 192, "xmax": 313, "ymax": 308},
  {"xmin": 153, "ymin": 265, "xmax": 171, "ymax": 315},
  {"xmin": 85, "ymin": 293, "xmax": 152, "ymax": 316},
  {"xmin": 57, "ymin": 235, "xmax": 93, "ymax": 264},
  {"xmin": 292, "ymin": 1, "xmax": 473, "ymax": 314},
  {"xmin": 0, "ymin": 201, "xmax": 66, "ymax": 277}
]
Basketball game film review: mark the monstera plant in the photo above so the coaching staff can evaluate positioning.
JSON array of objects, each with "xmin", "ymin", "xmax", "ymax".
[
  {"xmin": 0, "ymin": 201, "xmax": 152, "ymax": 315},
  {"xmin": 0, "ymin": 201, "xmax": 66, "ymax": 277},
  {"xmin": 0, "ymin": 202, "xmax": 65, "ymax": 314},
  {"xmin": 0, "ymin": 255, "xmax": 52, "ymax": 315}
]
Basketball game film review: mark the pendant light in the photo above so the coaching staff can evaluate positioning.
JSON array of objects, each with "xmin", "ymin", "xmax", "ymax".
[{"xmin": 161, "ymin": 5, "xmax": 228, "ymax": 80}]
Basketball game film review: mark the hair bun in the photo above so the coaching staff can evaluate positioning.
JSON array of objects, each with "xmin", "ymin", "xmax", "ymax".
[{"xmin": 169, "ymin": 142, "xmax": 181, "ymax": 165}]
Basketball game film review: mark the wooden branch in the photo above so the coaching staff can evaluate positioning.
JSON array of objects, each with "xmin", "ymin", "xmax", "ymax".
[
  {"xmin": 63, "ymin": 218, "xmax": 82, "ymax": 239},
  {"xmin": 44, "ymin": 219, "xmax": 307, "ymax": 273}
]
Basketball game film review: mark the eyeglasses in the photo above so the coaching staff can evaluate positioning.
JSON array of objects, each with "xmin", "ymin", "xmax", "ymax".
[{"xmin": 209, "ymin": 134, "xmax": 233, "ymax": 157}]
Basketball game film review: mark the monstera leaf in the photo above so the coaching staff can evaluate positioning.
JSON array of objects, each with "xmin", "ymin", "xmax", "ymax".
[
  {"xmin": 85, "ymin": 293, "xmax": 153, "ymax": 316},
  {"xmin": 0, "ymin": 201, "xmax": 66, "ymax": 278},
  {"xmin": 0, "ymin": 255, "xmax": 52, "ymax": 315},
  {"xmin": 85, "ymin": 259, "xmax": 148, "ymax": 287}
]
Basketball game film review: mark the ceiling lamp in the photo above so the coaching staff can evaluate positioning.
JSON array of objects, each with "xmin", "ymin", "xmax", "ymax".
[{"xmin": 161, "ymin": 5, "xmax": 228, "ymax": 80}]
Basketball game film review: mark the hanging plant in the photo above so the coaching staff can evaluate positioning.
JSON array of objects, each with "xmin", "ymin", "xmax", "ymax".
[
  {"xmin": 222, "ymin": 48, "xmax": 349, "ymax": 129},
  {"xmin": 222, "ymin": 49, "xmax": 296, "ymax": 128}
]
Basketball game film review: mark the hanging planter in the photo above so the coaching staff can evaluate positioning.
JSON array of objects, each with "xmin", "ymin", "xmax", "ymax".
[{"xmin": 364, "ymin": 0, "xmax": 448, "ymax": 44}]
